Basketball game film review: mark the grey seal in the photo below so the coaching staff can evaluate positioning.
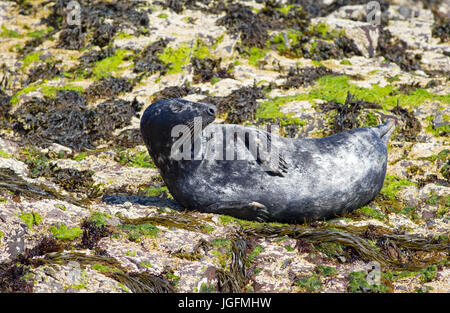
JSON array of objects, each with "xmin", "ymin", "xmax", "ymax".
[{"xmin": 140, "ymin": 98, "xmax": 395, "ymax": 223}]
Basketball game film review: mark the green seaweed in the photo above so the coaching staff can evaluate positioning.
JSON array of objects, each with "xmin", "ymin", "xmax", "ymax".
[
  {"xmin": 340, "ymin": 59, "xmax": 352, "ymax": 65},
  {"xmin": 91, "ymin": 263, "xmax": 121, "ymax": 273},
  {"xmin": 380, "ymin": 175, "xmax": 415, "ymax": 202},
  {"xmin": 0, "ymin": 150, "xmax": 12, "ymax": 158},
  {"xmin": 240, "ymin": 46, "xmax": 269, "ymax": 67},
  {"xmin": 425, "ymin": 115, "xmax": 450, "ymax": 137}
]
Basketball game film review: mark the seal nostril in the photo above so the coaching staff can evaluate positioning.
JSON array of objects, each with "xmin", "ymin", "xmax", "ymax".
[{"xmin": 207, "ymin": 107, "xmax": 216, "ymax": 116}]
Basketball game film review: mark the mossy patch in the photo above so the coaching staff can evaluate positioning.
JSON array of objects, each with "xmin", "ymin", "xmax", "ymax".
[
  {"xmin": 0, "ymin": 149, "xmax": 12, "ymax": 158},
  {"xmin": 246, "ymin": 245, "xmax": 264, "ymax": 267},
  {"xmin": 314, "ymin": 265, "xmax": 337, "ymax": 277},
  {"xmin": 10, "ymin": 82, "xmax": 84, "ymax": 105},
  {"xmin": 239, "ymin": 46, "xmax": 269, "ymax": 67},
  {"xmin": 258, "ymin": 75, "xmax": 449, "ymax": 122},
  {"xmin": 158, "ymin": 39, "xmax": 211, "ymax": 74},
  {"xmin": 50, "ymin": 224, "xmax": 83, "ymax": 241},
  {"xmin": 119, "ymin": 223, "xmax": 160, "ymax": 242},
  {"xmin": 347, "ymin": 271, "xmax": 389, "ymax": 293},
  {"xmin": 92, "ymin": 49, "xmax": 131, "ymax": 80},
  {"xmin": 380, "ymin": 175, "xmax": 415, "ymax": 202},
  {"xmin": 19, "ymin": 212, "xmax": 43, "ymax": 231},
  {"xmin": 21, "ymin": 52, "xmax": 43, "ymax": 69},
  {"xmin": 358, "ymin": 206, "xmax": 386, "ymax": 221},
  {"xmin": 115, "ymin": 148, "xmax": 155, "ymax": 168},
  {"xmin": 88, "ymin": 212, "xmax": 112, "ymax": 227},
  {"xmin": 296, "ymin": 274, "xmax": 322, "ymax": 292},
  {"xmin": 0, "ymin": 25, "xmax": 21, "ymax": 38},
  {"xmin": 26, "ymin": 27, "xmax": 54, "ymax": 39},
  {"xmin": 91, "ymin": 263, "xmax": 121, "ymax": 273},
  {"xmin": 425, "ymin": 115, "xmax": 450, "ymax": 137}
]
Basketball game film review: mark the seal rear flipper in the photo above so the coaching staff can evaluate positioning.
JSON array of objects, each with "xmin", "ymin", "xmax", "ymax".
[
  {"xmin": 204, "ymin": 201, "xmax": 270, "ymax": 222},
  {"xmin": 371, "ymin": 119, "xmax": 396, "ymax": 146}
]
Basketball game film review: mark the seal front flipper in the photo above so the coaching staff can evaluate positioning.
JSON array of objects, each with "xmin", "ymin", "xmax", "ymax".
[
  {"xmin": 252, "ymin": 130, "xmax": 289, "ymax": 177},
  {"xmin": 204, "ymin": 201, "xmax": 270, "ymax": 222}
]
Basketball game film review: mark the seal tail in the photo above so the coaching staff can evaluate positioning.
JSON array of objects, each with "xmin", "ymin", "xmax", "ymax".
[{"xmin": 371, "ymin": 119, "xmax": 396, "ymax": 146}]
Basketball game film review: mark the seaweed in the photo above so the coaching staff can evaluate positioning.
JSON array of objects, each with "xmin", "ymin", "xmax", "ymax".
[
  {"xmin": 280, "ymin": 66, "xmax": 339, "ymax": 90},
  {"xmin": 0, "ymin": 236, "xmax": 63, "ymax": 292},
  {"xmin": 201, "ymin": 84, "xmax": 265, "ymax": 124},
  {"xmin": 18, "ymin": 28, "xmax": 57, "ymax": 56},
  {"xmin": 376, "ymin": 28, "xmax": 422, "ymax": 72},
  {"xmin": 319, "ymin": 91, "xmax": 382, "ymax": 134},
  {"xmin": 85, "ymin": 77, "xmax": 134, "ymax": 102},
  {"xmin": 151, "ymin": 83, "xmax": 204, "ymax": 103},
  {"xmin": 0, "ymin": 87, "xmax": 12, "ymax": 128},
  {"xmin": 49, "ymin": 167, "xmax": 95, "ymax": 192},
  {"xmin": 114, "ymin": 128, "xmax": 143, "ymax": 148},
  {"xmin": 292, "ymin": 0, "xmax": 390, "ymax": 20},
  {"xmin": 11, "ymin": 90, "xmax": 91, "ymax": 151},
  {"xmin": 216, "ymin": 2, "xmax": 269, "ymax": 49},
  {"xmin": 10, "ymin": 89, "xmax": 142, "ymax": 152},
  {"xmin": 35, "ymin": 251, "xmax": 174, "ymax": 293},
  {"xmin": 241, "ymin": 223, "xmax": 448, "ymax": 271},
  {"xmin": 43, "ymin": 0, "xmax": 149, "ymax": 48},
  {"xmin": 217, "ymin": 233, "xmax": 248, "ymax": 292},
  {"xmin": 257, "ymin": 1, "xmax": 309, "ymax": 31},
  {"xmin": 79, "ymin": 46, "xmax": 116, "ymax": 67},
  {"xmin": 191, "ymin": 57, "xmax": 234, "ymax": 84},
  {"xmin": 390, "ymin": 105, "xmax": 421, "ymax": 142},
  {"xmin": 80, "ymin": 220, "xmax": 112, "ymax": 250},
  {"xmin": 92, "ymin": 23, "xmax": 117, "ymax": 48},
  {"xmin": 26, "ymin": 61, "xmax": 61, "ymax": 85},
  {"xmin": 57, "ymin": 27, "xmax": 85, "ymax": 50},
  {"xmin": 133, "ymin": 38, "xmax": 168, "ymax": 75},
  {"xmin": 0, "ymin": 168, "xmax": 88, "ymax": 207},
  {"xmin": 87, "ymin": 98, "xmax": 143, "ymax": 146},
  {"xmin": 119, "ymin": 210, "xmax": 213, "ymax": 233},
  {"xmin": 432, "ymin": 21, "xmax": 450, "ymax": 43}
]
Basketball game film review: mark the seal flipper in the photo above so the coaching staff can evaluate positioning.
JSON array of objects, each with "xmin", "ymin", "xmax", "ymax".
[
  {"xmin": 205, "ymin": 201, "xmax": 270, "ymax": 222},
  {"xmin": 371, "ymin": 119, "xmax": 396, "ymax": 146},
  {"xmin": 251, "ymin": 130, "xmax": 289, "ymax": 177}
]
